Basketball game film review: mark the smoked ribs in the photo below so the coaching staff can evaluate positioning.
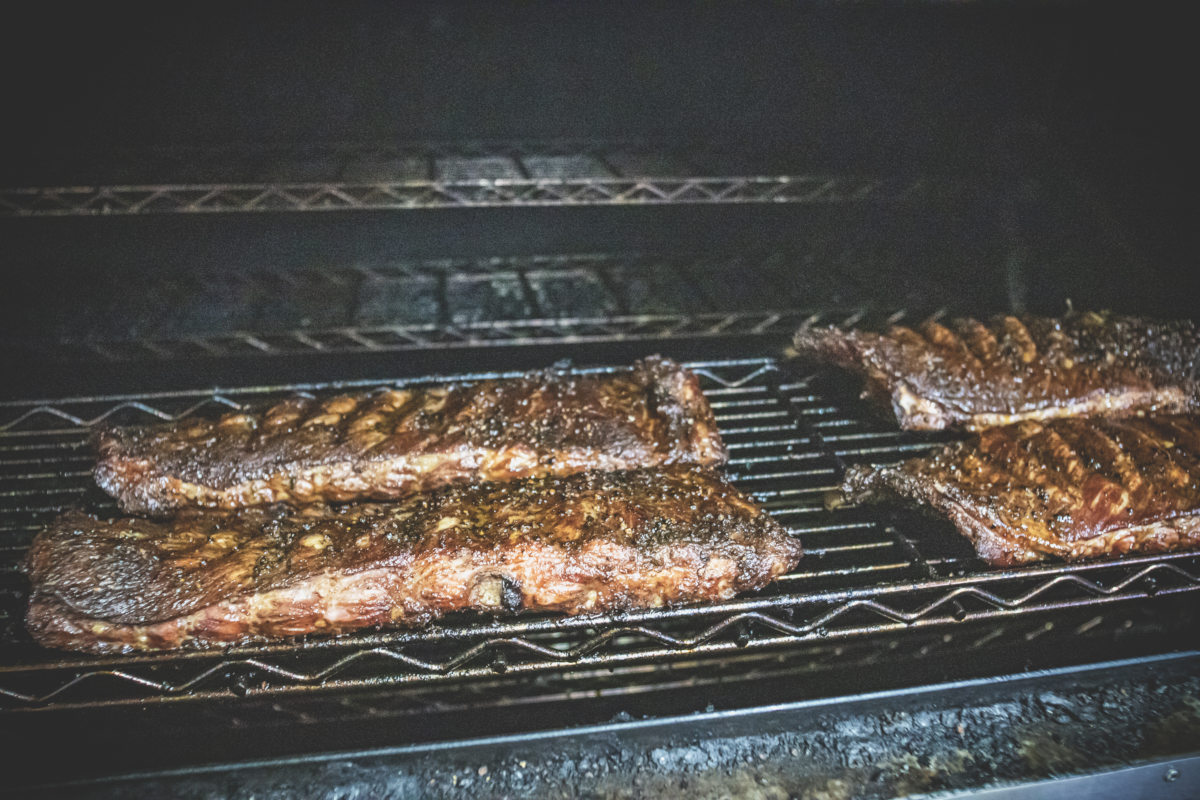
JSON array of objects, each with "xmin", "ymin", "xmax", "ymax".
[
  {"xmin": 840, "ymin": 415, "xmax": 1200, "ymax": 565},
  {"xmin": 27, "ymin": 467, "xmax": 802, "ymax": 653},
  {"xmin": 94, "ymin": 357, "xmax": 727, "ymax": 514},
  {"xmin": 793, "ymin": 311, "xmax": 1200, "ymax": 431}
]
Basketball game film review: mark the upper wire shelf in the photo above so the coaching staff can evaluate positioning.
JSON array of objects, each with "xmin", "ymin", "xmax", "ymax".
[
  {"xmin": 0, "ymin": 142, "xmax": 1029, "ymax": 217},
  {"xmin": 17, "ymin": 309, "xmax": 817, "ymax": 364}
]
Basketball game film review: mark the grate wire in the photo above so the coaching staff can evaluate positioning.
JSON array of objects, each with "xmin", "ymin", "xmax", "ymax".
[{"xmin": 0, "ymin": 357, "xmax": 1196, "ymax": 711}]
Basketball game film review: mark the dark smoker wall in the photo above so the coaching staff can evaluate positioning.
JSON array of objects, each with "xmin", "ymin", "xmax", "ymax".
[
  {"xmin": 0, "ymin": 1, "xmax": 1193, "ymax": 350},
  {"xmin": 2, "ymin": 2, "xmax": 1061, "ymax": 165},
  {"xmin": 2, "ymin": 2, "xmax": 1186, "ymax": 171}
]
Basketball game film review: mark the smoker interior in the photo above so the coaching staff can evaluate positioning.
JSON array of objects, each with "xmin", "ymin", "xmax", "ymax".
[
  {"xmin": 4, "ymin": 355, "xmax": 1199, "ymax": 789},
  {"xmin": 2, "ymin": 3, "xmax": 1197, "ymax": 795}
]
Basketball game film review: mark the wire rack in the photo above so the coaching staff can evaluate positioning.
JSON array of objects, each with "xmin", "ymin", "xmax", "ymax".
[
  {"xmin": 10, "ymin": 247, "xmax": 1011, "ymax": 364},
  {"xmin": 0, "ymin": 142, "xmax": 1016, "ymax": 217},
  {"xmin": 1, "ymin": 357, "xmax": 1197, "ymax": 713},
  {"xmin": 28, "ymin": 310, "xmax": 815, "ymax": 364}
]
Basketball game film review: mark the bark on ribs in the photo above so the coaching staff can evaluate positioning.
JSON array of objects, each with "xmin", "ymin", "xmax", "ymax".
[
  {"xmin": 94, "ymin": 357, "xmax": 727, "ymax": 514},
  {"xmin": 26, "ymin": 467, "xmax": 801, "ymax": 654},
  {"xmin": 792, "ymin": 311, "xmax": 1200, "ymax": 431},
  {"xmin": 839, "ymin": 415, "xmax": 1200, "ymax": 565}
]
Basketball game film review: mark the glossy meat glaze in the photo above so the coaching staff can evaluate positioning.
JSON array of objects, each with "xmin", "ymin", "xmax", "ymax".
[
  {"xmin": 793, "ymin": 312, "xmax": 1200, "ymax": 431},
  {"xmin": 27, "ymin": 467, "xmax": 801, "ymax": 653},
  {"xmin": 94, "ymin": 357, "xmax": 727, "ymax": 514},
  {"xmin": 841, "ymin": 415, "xmax": 1200, "ymax": 565}
]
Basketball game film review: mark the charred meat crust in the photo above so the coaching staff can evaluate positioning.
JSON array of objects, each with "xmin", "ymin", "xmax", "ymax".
[
  {"xmin": 27, "ymin": 467, "xmax": 801, "ymax": 654},
  {"xmin": 93, "ymin": 357, "xmax": 727, "ymax": 514},
  {"xmin": 840, "ymin": 415, "xmax": 1200, "ymax": 565},
  {"xmin": 793, "ymin": 312, "xmax": 1200, "ymax": 431}
]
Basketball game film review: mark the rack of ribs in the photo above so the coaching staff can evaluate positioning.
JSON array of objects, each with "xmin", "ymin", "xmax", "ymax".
[
  {"xmin": 839, "ymin": 415, "xmax": 1200, "ymax": 565},
  {"xmin": 94, "ymin": 357, "xmax": 727, "ymax": 514},
  {"xmin": 793, "ymin": 311, "xmax": 1199, "ymax": 431},
  {"xmin": 27, "ymin": 467, "xmax": 802, "ymax": 653}
]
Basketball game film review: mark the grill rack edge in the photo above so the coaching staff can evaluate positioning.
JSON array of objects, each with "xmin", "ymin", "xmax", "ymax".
[{"xmin": 1, "ymin": 357, "xmax": 1198, "ymax": 712}]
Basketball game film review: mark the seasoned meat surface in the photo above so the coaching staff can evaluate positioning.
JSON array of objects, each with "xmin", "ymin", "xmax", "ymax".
[
  {"xmin": 793, "ymin": 312, "xmax": 1200, "ymax": 430},
  {"xmin": 95, "ymin": 357, "xmax": 726, "ymax": 514},
  {"xmin": 840, "ymin": 416, "xmax": 1200, "ymax": 565},
  {"xmin": 27, "ymin": 467, "xmax": 801, "ymax": 653}
]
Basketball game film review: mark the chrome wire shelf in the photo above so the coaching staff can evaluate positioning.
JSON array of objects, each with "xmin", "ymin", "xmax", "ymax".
[
  {"xmin": 22, "ymin": 309, "xmax": 832, "ymax": 364},
  {"xmin": 1, "ymin": 357, "xmax": 1196, "ymax": 711},
  {"xmin": 0, "ymin": 176, "xmax": 916, "ymax": 217},
  {"xmin": 12, "ymin": 248, "xmax": 1001, "ymax": 362},
  {"xmin": 0, "ymin": 142, "xmax": 1025, "ymax": 217}
]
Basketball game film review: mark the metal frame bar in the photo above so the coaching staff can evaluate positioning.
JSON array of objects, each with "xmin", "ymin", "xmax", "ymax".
[
  {"xmin": 0, "ymin": 175, "xmax": 925, "ymax": 217},
  {"xmin": 12, "ymin": 310, "xmax": 834, "ymax": 365},
  {"xmin": 0, "ymin": 139, "xmax": 960, "ymax": 217}
]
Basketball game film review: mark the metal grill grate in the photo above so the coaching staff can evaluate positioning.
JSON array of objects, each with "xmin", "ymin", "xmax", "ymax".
[
  {"xmin": 0, "ymin": 143, "xmax": 940, "ymax": 217},
  {"xmin": 21, "ymin": 310, "xmax": 821, "ymax": 364},
  {"xmin": 0, "ymin": 143, "xmax": 1028, "ymax": 217},
  {"xmin": 12, "ymin": 248, "xmax": 1011, "ymax": 366},
  {"xmin": 1, "ymin": 358, "xmax": 1197, "ymax": 712}
]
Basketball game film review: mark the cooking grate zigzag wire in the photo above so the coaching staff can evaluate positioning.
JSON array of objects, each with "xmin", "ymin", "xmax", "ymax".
[{"xmin": 0, "ymin": 358, "xmax": 1196, "ymax": 711}]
